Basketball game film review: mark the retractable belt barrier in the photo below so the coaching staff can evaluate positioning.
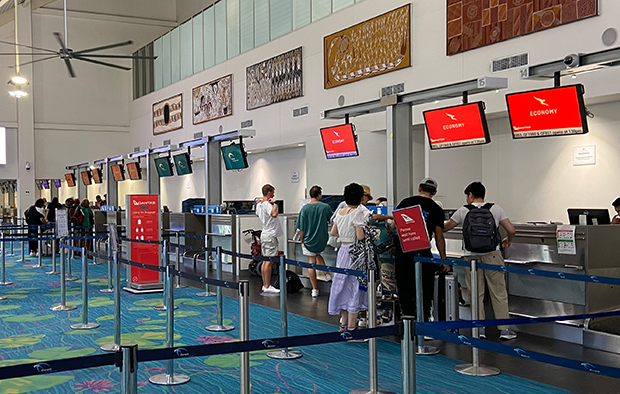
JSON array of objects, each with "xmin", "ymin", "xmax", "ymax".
[
  {"xmin": 119, "ymin": 237, "xmax": 163, "ymax": 245},
  {"xmin": 0, "ymin": 353, "xmax": 117, "ymax": 380}
]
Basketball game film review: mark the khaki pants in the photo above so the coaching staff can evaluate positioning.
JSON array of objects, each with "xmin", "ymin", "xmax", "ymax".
[{"xmin": 464, "ymin": 250, "xmax": 510, "ymax": 330}]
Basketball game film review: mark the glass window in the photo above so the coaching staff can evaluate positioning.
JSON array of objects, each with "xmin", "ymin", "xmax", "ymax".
[
  {"xmin": 161, "ymin": 32, "xmax": 171, "ymax": 87},
  {"xmin": 215, "ymin": 0, "xmax": 227, "ymax": 64},
  {"xmin": 180, "ymin": 21, "xmax": 193, "ymax": 80},
  {"xmin": 240, "ymin": 0, "xmax": 254, "ymax": 53},
  {"xmin": 293, "ymin": 0, "xmax": 310, "ymax": 30},
  {"xmin": 270, "ymin": 0, "xmax": 292, "ymax": 39},
  {"xmin": 254, "ymin": 0, "xmax": 269, "ymax": 46},
  {"xmin": 170, "ymin": 27, "xmax": 181, "ymax": 83},
  {"xmin": 227, "ymin": 0, "xmax": 240, "ymax": 58},
  {"xmin": 312, "ymin": 0, "xmax": 331, "ymax": 21},
  {"xmin": 193, "ymin": 13, "xmax": 204, "ymax": 73},
  {"xmin": 332, "ymin": 0, "xmax": 354, "ymax": 12},
  {"xmin": 203, "ymin": 7, "xmax": 215, "ymax": 69},
  {"xmin": 154, "ymin": 37, "xmax": 163, "ymax": 91}
]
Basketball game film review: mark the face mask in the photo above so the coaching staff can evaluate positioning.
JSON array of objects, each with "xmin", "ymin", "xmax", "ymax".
[{"xmin": 36, "ymin": 207, "xmax": 44, "ymax": 214}]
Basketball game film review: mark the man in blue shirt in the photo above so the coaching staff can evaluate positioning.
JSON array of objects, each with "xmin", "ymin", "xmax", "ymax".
[{"xmin": 297, "ymin": 185, "xmax": 333, "ymax": 297}]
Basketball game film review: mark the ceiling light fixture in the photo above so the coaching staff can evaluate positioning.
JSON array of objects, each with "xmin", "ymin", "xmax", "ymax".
[{"xmin": 9, "ymin": 75, "xmax": 28, "ymax": 85}]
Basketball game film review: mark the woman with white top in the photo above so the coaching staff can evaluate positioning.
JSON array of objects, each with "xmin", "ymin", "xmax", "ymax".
[{"xmin": 328, "ymin": 183, "xmax": 370, "ymax": 331}]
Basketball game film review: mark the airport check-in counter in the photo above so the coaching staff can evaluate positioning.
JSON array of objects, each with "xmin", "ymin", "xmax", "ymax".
[
  {"xmin": 443, "ymin": 223, "xmax": 620, "ymax": 341},
  {"xmin": 167, "ymin": 213, "xmax": 206, "ymax": 263}
]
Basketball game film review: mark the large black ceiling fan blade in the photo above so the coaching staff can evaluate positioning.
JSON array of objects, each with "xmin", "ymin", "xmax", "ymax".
[
  {"xmin": 73, "ymin": 56, "xmax": 130, "ymax": 71},
  {"xmin": 8, "ymin": 55, "xmax": 58, "ymax": 67},
  {"xmin": 0, "ymin": 39, "xmax": 57, "ymax": 54},
  {"xmin": 64, "ymin": 59, "xmax": 76, "ymax": 78},
  {"xmin": 53, "ymin": 32, "xmax": 68, "ymax": 51},
  {"xmin": 73, "ymin": 40, "xmax": 133, "ymax": 56},
  {"xmin": 80, "ymin": 54, "xmax": 157, "ymax": 60}
]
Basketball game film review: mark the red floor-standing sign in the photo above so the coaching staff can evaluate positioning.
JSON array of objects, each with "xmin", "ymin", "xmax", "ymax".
[
  {"xmin": 393, "ymin": 205, "xmax": 431, "ymax": 253},
  {"xmin": 126, "ymin": 194, "xmax": 161, "ymax": 291}
]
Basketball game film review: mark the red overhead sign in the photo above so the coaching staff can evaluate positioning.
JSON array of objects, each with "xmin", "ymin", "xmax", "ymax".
[
  {"xmin": 506, "ymin": 84, "xmax": 588, "ymax": 139},
  {"xmin": 320, "ymin": 124, "xmax": 359, "ymax": 159},
  {"xmin": 393, "ymin": 205, "xmax": 431, "ymax": 253},
  {"xmin": 423, "ymin": 102, "xmax": 490, "ymax": 149},
  {"xmin": 128, "ymin": 195, "xmax": 160, "ymax": 286}
]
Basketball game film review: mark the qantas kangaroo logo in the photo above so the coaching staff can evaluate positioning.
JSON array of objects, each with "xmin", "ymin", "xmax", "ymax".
[
  {"xmin": 400, "ymin": 214, "xmax": 414, "ymax": 224},
  {"xmin": 534, "ymin": 97, "xmax": 549, "ymax": 106},
  {"xmin": 446, "ymin": 113, "xmax": 458, "ymax": 121},
  {"xmin": 333, "ymin": 131, "xmax": 341, "ymax": 138}
]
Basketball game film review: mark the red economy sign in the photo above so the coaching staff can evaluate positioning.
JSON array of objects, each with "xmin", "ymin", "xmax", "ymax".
[
  {"xmin": 128, "ymin": 195, "xmax": 160, "ymax": 285},
  {"xmin": 423, "ymin": 102, "xmax": 490, "ymax": 149},
  {"xmin": 393, "ymin": 205, "xmax": 431, "ymax": 253}
]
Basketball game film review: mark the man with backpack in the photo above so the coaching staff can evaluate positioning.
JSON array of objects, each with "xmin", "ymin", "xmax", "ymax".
[{"xmin": 444, "ymin": 181, "xmax": 517, "ymax": 340}]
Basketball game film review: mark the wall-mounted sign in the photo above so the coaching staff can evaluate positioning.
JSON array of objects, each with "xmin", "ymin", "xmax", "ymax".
[
  {"xmin": 246, "ymin": 47, "xmax": 303, "ymax": 110},
  {"xmin": 573, "ymin": 145, "xmax": 596, "ymax": 166},
  {"xmin": 324, "ymin": 5, "xmax": 411, "ymax": 89},
  {"xmin": 192, "ymin": 74, "xmax": 233, "ymax": 125},
  {"xmin": 291, "ymin": 171, "xmax": 300, "ymax": 183},
  {"xmin": 153, "ymin": 94, "xmax": 182, "ymax": 135}
]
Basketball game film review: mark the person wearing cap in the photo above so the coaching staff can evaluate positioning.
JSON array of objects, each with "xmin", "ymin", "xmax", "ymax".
[{"xmin": 393, "ymin": 178, "xmax": 448, "ymax": 321}]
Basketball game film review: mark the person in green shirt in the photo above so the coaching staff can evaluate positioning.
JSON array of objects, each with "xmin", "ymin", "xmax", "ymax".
[{"xmin": 296, "ymin": 185, "xmax": 333, "ymax": 297}]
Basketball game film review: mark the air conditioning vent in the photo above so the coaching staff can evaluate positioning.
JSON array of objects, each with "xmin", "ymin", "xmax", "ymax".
[
  {"xmin": 293, "ymin": 106, "xmax": 309, "ymax": 118},
  {"xmin": 241, "ymin": 120, "xmax": 253, "ymax": 128},
  {"xmin": 381, "ymin": 83, "xmax": 405, "ymax": 97},
  {"xmin": 492, "ymin": 53, "xmax": 529, "ymax": 73}
]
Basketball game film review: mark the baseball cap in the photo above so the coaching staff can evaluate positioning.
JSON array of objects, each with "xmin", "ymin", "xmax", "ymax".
[
  {"xmin": 419, "ymin": 178, "xmax": 438, "ymax": 190},
  {"xmin": 360, "ymin": 184, "xmax": 373, "ymax": 200}
]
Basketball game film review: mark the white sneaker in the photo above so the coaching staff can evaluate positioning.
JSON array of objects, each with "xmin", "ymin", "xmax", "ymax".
[
  {"xmin": 264, "ymin": 286, "xmax": 280, "ymax": 294},
  {"xmin": 311, "ymin": 289, "xmax": 319, "ymax": 297},
  {"xmin": 324, "ymin": 273, "xmax": 332, "ymax": 282},
  {"xmin": 29, "ymin": 252, "xmax": 36, "ymax": 257}
]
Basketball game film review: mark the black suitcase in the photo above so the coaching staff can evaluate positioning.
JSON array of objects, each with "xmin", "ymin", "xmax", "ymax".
[{"xmin": 433, "ymin": 272, "xmax": 459, "ymax": 322}]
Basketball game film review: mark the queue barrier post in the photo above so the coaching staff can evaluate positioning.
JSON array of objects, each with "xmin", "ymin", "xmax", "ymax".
[
  {"xmin": 239, "ymin": 280, "xmax": 250, "ymax": 394},
  {"xmin": 195, "ymin": 251, "xmax": 215, "ymax": 297},
  {"xmin": 120, "ymin": 343, "xmax": 138, "ymax": 394},
  {"xmin": 66, "ymin": 230, "xmax": 77, "ymax": 281},
  {"xmin": 100, "ymin": 232, "xmax": 114, "ymax": 293},
  {"xmin": 70, "ymin": 247, "xmax": 100, "ymax": 330},
  {"xmin": 101, "ymin": 250, "xmax": 121, "ymax": 352},
  {"xmin": 91, "ymin": 227, "xmax": 99, "ymax": 265},
  {"xmin": 174, "ymin": 232, "xmax": 186, "ymax": 289},
  {"xmin": 149, "ymin": 264, "xmax": 190, "ymax": 386},
  {"xmin": 414, "ymin": 260, "xmax": 439, "ymax": 355},
  {"xmin": 401, "ymin": 317, "xmax": 417, "ymax": 394},
  {"xmin": 7, "ymin": 227, "xmax": 15, "ymax": 257},
  {"xmin": 0, "ymin": 233, "xmax": 12, "ymax": 286},
  {"xmin": 350, "ymin": 268, "xmax": 396, "ymax": 394},
  {"xmin": 47, "ymin": 234, "xmax": 60, "ymax": 275},
  {"xmin": 206, "ymin": 246, "xmax": 233, "ymax": 332},
  {"xmin": 16, "ymin": 225, "xmax": 28, "ymax": 263},
  {"xmin": 454, "ymin": 259, "xmax": 500, "ymax": 376},
  {"xmin": 50, "ymin": 242, "xmax": 76, "ymax": 311},
  {"xmin": 33, "ymin": 226, "xmax": 44, "ymax": 268},
  {"xmin": 155, "ymin": 240, "xmax": 177, "ymax": 311},
  {"xmin": 267, "ymin": 254, "xmax": 302, "ymax": 360}
]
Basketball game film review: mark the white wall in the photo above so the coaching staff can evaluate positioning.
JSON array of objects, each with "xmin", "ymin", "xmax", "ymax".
[
  {"xmin": 0, "ymin": 128, "xmax": 19, "ymax": 180},
  {"xmin": 160, "ymin": 160, "xmax": 206, "ymax": 212}
]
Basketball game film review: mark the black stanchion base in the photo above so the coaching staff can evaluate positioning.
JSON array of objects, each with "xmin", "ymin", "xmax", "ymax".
[
  {"xmin": 70, "ymin": 322, "xmax": 100, "ymax": 330},
  {"xmin": 100, "ymin": 288, "xmax": 114, "ymax": 293},
  {"xmin": 51, "ymin": 304, "xmax": 77, "ymax": 311},
  {"xmin": 454, "ymin": 363, "xmax": 500, "ymax": 376},
  {"xmin": 205, "ymin": 324, "xmax": 234, "ymax": 332},
  {"xmin": 149, "ymin": 373, "xmax": 190, "ymax": 386},
  {"xmin": 0, "ymin": 281, "xmax": 13, "ymax": 286},
  {"xmin": 416, "ymin": 345, "xmax": 440, "ymax": 355},
  {"xmin": 46, "ymin": 270, "xmax": 60, "ymax": 275},
  {"xmin": 267, "ymin": 349, "xmax": 302, "ymax": 360}
]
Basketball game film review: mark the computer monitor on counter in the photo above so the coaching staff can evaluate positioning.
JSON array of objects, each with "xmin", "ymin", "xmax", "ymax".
[{"xmin": 567, "ymin": 209, "xmax": 611, "ymax": 225}]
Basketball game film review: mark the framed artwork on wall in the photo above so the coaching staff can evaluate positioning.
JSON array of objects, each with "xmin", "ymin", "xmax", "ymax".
[
  {"xmin": 153, "ymin": 94, "xmax": 183, "ymax": 135},
  {"xmin": 323, "ymin": 4, "xmax": 411, "ymax": 89},
  {"xmin": 246, "ymin": 47, "xmax": 303, "ymax": 110},
  {"xmin": 192, "ymin": 74, "xmax": 233, "ymax": 125}
]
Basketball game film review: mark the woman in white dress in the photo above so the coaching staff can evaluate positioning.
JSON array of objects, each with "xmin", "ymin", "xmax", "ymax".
[{"xmin": 328, "ymin": 183, "xmax": 370, "ymax": 331}]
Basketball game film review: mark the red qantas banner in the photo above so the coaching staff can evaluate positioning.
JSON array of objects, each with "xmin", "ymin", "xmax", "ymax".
[
  {"xmin": 393, "ymin": 205, "xmax": 431, "ymax": 253},
  {"xmin": 128, "ymin": 195, "xmax": 160, "ymax": 285},
  {"xmin": 423, "ymin": 102, "xmax": 490, "ymax": 149},
  {"xmin": 320, "ymin": 124, "xmax": 359, "ymax": 159},
  {"xmin": 506, "ymin": 84, "xmax": 588, "ymax": 139}
]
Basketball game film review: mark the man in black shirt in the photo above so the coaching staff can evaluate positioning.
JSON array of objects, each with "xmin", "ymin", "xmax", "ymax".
[{"xmin": 394, "ymin": 178, "xmax": 447, "ymax": 320}]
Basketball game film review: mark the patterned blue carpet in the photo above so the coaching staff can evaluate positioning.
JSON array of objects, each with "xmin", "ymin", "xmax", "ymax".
[{"xmin": 0, "ymin": 252, "xmax": 574, "ymax": 393}]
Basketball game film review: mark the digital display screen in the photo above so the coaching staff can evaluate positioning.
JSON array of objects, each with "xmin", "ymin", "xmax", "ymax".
[
  {"xmin": 126, "ymin": 162, "xmax": 142, "ymax": 180},
  {"xmin": 92, "ymin": 168, "xmax": 103, "ymax": 184},
  {"xmin": 53, "ymin": 179, "xmax": 61, "ymax": 188},
  {"xmin": 423, "ymin": 102, "xmax": 491, "ymax": 150},
  {"xmin": 111, "ymin": 165, "xmax": 125, "ymax": 181},
  {"xmin": 42, "ymin": 180, "xmax": 50, "ymax": 189},
  {"xmin": 81, "ymin": 170, "xmax": 92, "ymax": 186},
  {"xmin": 65, "ymin": 173, "xmax": 76, "ymax": 187},
  {"xmin": 320, "ymin": 124, "xmax": 359, "ymax": 159},
  {"xmin": 154, "ymin": 157, "xmax": 174, "ymax": 177},
  {"xmin": 173, "ymin": 153, "xmax": 193, "ymax": 175},
  {"xmin": 221, "ymin": 143, "xmax": 249, "ymax": 171},
  {"xmin": 506, "ymin": 84, "xmax": 589, "ymax": 139}
]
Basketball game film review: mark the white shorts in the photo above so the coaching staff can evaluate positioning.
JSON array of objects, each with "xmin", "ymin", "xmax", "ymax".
[
  {"xmin": 302, "ymin": 244, "xmax": 319, "ymax": 257},
  {"xmin": 260, "ymin": 234, "xmax": 278, "ymax": 257}
]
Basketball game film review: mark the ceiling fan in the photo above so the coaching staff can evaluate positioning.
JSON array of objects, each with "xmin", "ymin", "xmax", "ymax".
[{"xmin": 1, "ymin": 0, "xmax": 155, "ymax": 78}]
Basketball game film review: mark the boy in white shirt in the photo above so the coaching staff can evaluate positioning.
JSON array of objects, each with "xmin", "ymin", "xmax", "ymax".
[{"xmin": 256, "ymin": 184, "xmax": 282, "ymax": 294}]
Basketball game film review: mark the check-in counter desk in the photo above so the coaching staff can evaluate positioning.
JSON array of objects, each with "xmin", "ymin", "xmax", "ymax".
[
  {"xmin": 444, "ymin": 223, "xmax": 620, "ymax": 341},
  {"xmin": 167, "ymin": 213, "xmax": 206, "ymax": 263}
]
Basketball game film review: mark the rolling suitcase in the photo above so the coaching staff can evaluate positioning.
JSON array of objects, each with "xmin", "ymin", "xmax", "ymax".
[{"xmin": 433, "ymin": 272, "xmax": 459, "ymax": 322}]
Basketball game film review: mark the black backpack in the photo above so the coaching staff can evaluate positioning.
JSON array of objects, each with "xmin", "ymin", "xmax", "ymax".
[
  {"xmin": 462, "ymin": 203, "xmax": 500, "ymax": 253},
  {"xmin": 272, "ymin": 270, "xmax": 304, "ymax": 293}
]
